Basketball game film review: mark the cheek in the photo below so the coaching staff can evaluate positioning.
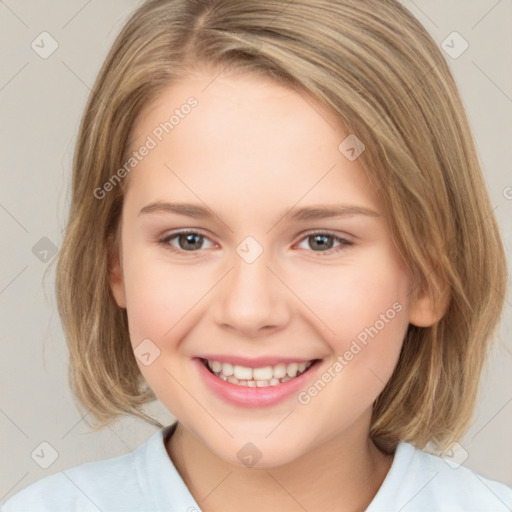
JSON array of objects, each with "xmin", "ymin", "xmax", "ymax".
[
  {"xmin": 291, "ymin": 252, "xmax": 409, "ymax": 344},
  {"xmin": 120, "ymin": 247, "xmax": 207, "ymax": 412},
  {"xmin": 293, "ymin": 250, "xmax": 410, "ymax": 389},
  {"xmin": 122, "ymin": 246, "xmax": 211, "ymax": 342},
  {"xmin": 339, "ymin": 303, "xmax": 408, "ymax": 382}
]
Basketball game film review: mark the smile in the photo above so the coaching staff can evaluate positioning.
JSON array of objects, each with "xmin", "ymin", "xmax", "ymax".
[
  {"xmin": 194, "ymin": 356, "xmax": 323, "ymax": 407},
  {"xmin": 201, "ymin": 358, "xmax": 316, "ymax": 387}
]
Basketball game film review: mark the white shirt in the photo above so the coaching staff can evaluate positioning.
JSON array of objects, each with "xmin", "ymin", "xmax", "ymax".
[{"xmin": 2, "ymin": 422, "xmax": 511, "ymax": 511}]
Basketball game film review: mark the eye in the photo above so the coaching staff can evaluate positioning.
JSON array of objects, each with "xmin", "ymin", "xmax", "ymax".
[
  {"xmin": 158, "ymin": 230, "xmax": 216, "ymax": 253},
  {"xmin": 158, "ymin": 229, "xmax": 354, "ymax": 256},
  {"xmin": 296, "ymin": 231, "xmax": 353, "ymax": 255}
]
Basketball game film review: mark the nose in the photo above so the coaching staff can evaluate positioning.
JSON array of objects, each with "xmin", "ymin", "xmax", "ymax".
[{"xmin": 213, "ymin": 249, "xmax": 291, "ymax": 337}]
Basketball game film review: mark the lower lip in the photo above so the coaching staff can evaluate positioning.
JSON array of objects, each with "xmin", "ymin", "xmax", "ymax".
[{"xmin": 193, "ymin": 357, "xmax": 322, "ymax": 408}]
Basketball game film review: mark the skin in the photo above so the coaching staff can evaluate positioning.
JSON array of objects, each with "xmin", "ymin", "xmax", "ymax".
[{"xmin": 109, "ymin": 68, "xmax": 444, "ymax": 512}]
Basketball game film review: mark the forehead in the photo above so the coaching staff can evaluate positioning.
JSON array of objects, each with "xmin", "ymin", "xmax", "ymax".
[
  {"xmin": 132, "ymin": 69, "xmax": 342, "ymax": 150},
  {"xmin": 124, "ymin": 70, "xmax": 383, "ymax": 221}
]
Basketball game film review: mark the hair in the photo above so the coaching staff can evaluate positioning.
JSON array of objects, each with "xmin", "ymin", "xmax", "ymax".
[{"xmin": 53, "ymin": 0, "xmax": 507, "ymax": 452}]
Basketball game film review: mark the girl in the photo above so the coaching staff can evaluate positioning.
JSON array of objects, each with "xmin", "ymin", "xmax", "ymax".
[{"xmin": 2, "ymin": 0, "xmax": 511, "ymax": 510}]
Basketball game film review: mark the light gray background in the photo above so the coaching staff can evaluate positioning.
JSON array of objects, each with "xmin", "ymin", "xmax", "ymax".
[{"xmin": 1, "ymin": 0, "xmax": 511, "ymax": 503}]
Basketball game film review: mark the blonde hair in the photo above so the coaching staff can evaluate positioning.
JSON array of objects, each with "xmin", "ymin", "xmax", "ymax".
[{"xmin": 54, "ymin": 0, "xmax": 507, "ymax": 451}]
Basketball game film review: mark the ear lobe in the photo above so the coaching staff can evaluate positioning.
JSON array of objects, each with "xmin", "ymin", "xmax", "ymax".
[
  {"xmin": 108, "ymin": 236, "xmax": 126, "ymax": 309},
  {"xmin": 408, "ymin": 277, "xmax": 450, "ymax": 327}
]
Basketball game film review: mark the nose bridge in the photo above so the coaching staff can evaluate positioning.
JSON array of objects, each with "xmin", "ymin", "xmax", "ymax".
[{"xmin": 214, "ymin": 244, "xmax": 289, "ymax": 334}]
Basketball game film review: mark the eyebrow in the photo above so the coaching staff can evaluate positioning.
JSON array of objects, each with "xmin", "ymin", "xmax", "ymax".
[{"xmin": 138, "ymin": 201, "xmax": 381, "ymax": 222}]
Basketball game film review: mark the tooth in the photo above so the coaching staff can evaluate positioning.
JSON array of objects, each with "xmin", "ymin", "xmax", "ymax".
[
  {"xmin": 222, "ymin": 362, "xmax": 234, "ymax": 376},
  {"xmin": 252, "ymin": 366, "xmax": 273, "ymax": 380},
  {"xmin": 211, "ymin": 358, "xmax": 315, "ymax": 383},
  {"xmin": 273, "ymin": 363, "xmax": 287, "ymax": 379},
  {"xmin": 256, "ymin": 380, "xmax": 269, "ymax": 387},
  {"xmin": 233, "ymin": 365, "xmax": 252, "ymax": 380},
  {"xmin": 286, "ymin": 362, "xmax": 299, "ymax": 378}
]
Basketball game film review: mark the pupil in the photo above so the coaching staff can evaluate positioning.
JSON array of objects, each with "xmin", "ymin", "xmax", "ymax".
[
  {"xmin": 311, "ymin": 234, "xmax": 333, "ymax": 251},
  {"xmin": 180, "ymin": 233, "xmax": 202, "ymax": 250}
]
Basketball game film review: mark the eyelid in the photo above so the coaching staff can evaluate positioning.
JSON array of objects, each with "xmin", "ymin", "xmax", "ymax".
[
  {"xmin": 296, "ymin": 228, "xmax": 353, "ymax": 242},
  {"xmin": 161, "ymin": 227, "xmax": 214, "ymax": 239}
]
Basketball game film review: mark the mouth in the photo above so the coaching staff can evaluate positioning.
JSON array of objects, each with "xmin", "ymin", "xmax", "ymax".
[{"xmin": 198, "ymin": 357, "xmax": 322, "ymax": 388}]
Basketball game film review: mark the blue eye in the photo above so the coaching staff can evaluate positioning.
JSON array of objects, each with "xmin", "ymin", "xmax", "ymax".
[{"xmin": 158, "ymin": 230, "xmax": 353, "ymax": 255}]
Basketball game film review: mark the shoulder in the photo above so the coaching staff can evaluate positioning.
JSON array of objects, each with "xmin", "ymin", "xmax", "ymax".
[
  {"xmin": 0, "ymin": 428, "xmax": 168, "ymax": 512},
  {"xmin": 1, "ymin": 452, "xmax": 142, "ymax": 512},
  {"xmin": 369, "ymin": 441, "xmax": 512, "ymax": 512}
]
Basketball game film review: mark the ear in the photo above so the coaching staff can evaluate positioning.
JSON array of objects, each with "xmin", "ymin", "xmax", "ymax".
[
  {"xmin": 107, "ymin": 233, "xmax": 126, "ymax": 309},
  {"xmin": 408, "ymin": 275, "xmax": 450, "ymax": 327}
]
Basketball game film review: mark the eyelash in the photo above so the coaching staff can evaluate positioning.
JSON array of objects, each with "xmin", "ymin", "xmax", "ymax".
[{"xmin": 157, "ymin": 229, "xmax": 354, "ymax": 256}]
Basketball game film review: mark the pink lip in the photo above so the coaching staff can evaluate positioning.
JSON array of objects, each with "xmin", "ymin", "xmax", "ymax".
[
  {"xmin": 193, "ymin": 357, "xmax": 323, "ymax": 408},
  {"xmin": 194, "ymin": 354, "xmax": 315, "ymax": 368}
]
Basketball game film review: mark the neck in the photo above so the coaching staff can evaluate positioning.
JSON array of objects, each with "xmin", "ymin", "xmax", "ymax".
[{"xmin": 165, "ymin": 414, "xmax": 393, "ymax": 512}]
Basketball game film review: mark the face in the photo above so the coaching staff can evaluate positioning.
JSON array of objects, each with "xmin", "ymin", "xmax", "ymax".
[{"xmin": 109, "ymin": 68, "xmax": 439, "ymax": 467}]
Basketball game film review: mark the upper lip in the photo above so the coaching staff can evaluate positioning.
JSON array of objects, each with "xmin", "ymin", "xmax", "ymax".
[{"xmin": 196, "ymin": 354, "xmax": 319, "ymax": 368}]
